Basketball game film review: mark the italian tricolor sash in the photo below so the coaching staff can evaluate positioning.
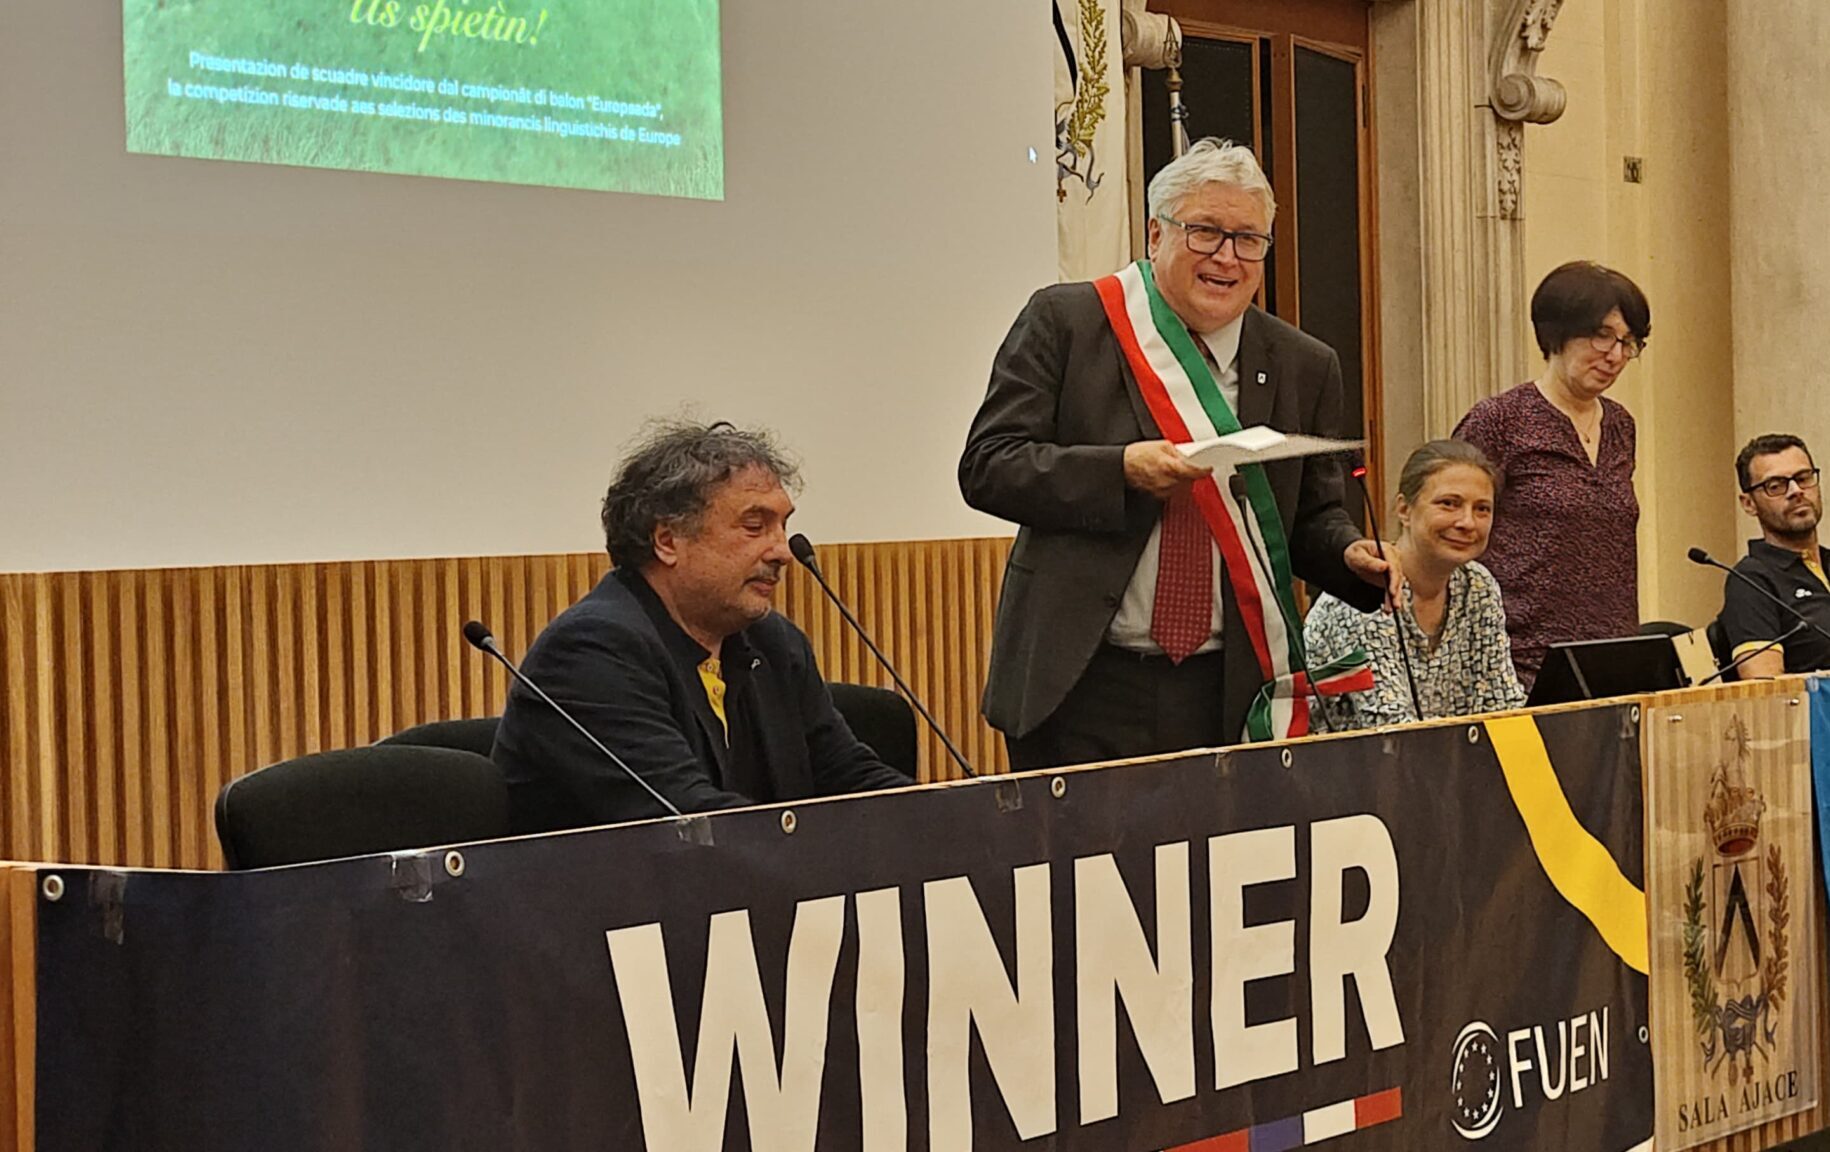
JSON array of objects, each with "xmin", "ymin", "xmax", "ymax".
[{"xmin": 1094, "ymin": 260, "xmax": 1372, "ymax": 741}]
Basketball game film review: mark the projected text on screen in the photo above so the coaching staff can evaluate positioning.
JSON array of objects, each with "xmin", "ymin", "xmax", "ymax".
[{"xmin": 123, "ymin": 0, "xmax": 724, "ymax": 199}]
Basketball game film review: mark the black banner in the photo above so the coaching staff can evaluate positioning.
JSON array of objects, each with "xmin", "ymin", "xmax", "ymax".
[{"xmin": 35, "ymin": 706, "xmax": 1653, "ymax": 1150}]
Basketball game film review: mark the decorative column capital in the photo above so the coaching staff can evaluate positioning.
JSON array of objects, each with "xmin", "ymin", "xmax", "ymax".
[
  {"xmin": 1491, "ymin": 0, "xmax": 1568, "ymax": 126},
  {"xmin": 1488, "ymin": 0, "xmax": 1567, "ymax": 220}
]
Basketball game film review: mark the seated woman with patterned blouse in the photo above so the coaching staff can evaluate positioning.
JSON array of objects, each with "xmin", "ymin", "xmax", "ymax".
[{"xmin": 1305, "ymin": 439, "xmax": 1527, "ymax": 730}]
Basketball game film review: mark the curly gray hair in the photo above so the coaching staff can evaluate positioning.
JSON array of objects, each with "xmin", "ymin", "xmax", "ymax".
[
  {"xmin": 601, "ymin": 420, "xmax": 801, "ymax": 569},
  {"xmin": 1145, "ymin": 137, "xmax": 1277, "ymax": 226}
]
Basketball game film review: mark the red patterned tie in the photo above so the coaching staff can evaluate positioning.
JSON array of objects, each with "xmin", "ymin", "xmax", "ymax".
[{"xmin": 1151, "ymin": 488, "xmax": 1214, "ymax": 663}]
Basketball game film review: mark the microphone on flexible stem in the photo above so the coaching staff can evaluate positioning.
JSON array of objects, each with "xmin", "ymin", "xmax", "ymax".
[
  {"xmin": 787, "ymin": 534, "xmax": 978, "ymax": 779},
  {"xmin": 461, "ymin": 620, "xmax": 684, "ymax": 818},
  {"xmin": 1347, "ymin": 458, "xmax": 1424, "ymax": 721},
  {"xmin": 1698, "ymin": 622, "xmax": 1806, "ymax": 685},
  {"xmin": 1687, "ymin": 546, "xmax": 1830, "ymax": 645},
  {"xmin": 1226, "ymin": 474, "xmax": 1331, "ymax": 732}
]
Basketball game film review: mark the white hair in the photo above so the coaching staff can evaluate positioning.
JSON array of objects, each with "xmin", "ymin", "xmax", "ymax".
[{"xmin": 1145, "ymin": 137, "xmax": 1277, "ymax": 226}]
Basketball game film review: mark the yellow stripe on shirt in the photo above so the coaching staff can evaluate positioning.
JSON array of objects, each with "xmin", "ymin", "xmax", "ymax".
[{"xmin": 1733, "ymin": 639, "xmax": 1786, "ymax": 661}]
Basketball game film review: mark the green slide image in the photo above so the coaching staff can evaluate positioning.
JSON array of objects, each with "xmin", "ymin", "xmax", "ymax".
[{"xmin": 124, "ymin": 0, "xmax": 724, "ymax": 199}]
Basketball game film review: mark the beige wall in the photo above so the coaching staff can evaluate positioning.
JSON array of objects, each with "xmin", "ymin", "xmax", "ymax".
[
  {"xmin": 0, "ymin": 0, "xmax": 1055, "ymax": 574},
  {"xmin": 1521, "ymin": 0, "xmax": 1737, "ymax": 628},
  {"xmin": 1726, "ymin": 0, "xmax": 1830, "ymax": 468}
]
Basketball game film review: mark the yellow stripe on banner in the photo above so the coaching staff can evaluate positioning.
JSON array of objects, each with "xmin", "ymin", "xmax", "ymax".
[{"xmin": 1485, "ymin": 714, "xmax": 1650, "ymax": 975}]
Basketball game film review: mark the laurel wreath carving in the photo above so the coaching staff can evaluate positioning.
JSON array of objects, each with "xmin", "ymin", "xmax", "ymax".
[
  {"xmin": 1682, "ymin": 844, "xmax": 1792, "ymax": 1071},
  {"xmin": 1064, "ymin": 0, "xmax": 1109, "ymax": 162},
  {"xmin": 1765, "ymin": 843, "xmax": 1790, "ymax": 1011},
  {"xmin": 1683, "ymin": 859, "xmax": 1717, "ymax": 1050},
  {"xmin": 1054, "ymin": 0, "xmax": 1111, "ymax": 203}
]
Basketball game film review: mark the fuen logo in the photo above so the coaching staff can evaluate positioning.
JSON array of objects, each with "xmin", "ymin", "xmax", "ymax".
[
  {"xmin": 1450, "ymin": 1022, "xmax": 1504, "ymax": 1139},
  {"xmin": 1449, "ymin": 1008, "xmax": 1613, "ymax": 1141}
]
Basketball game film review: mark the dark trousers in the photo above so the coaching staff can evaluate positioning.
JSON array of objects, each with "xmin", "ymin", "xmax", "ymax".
[{"xmin": 1006, "ymin": 645, "xmax": 1229, "ymax": 771}]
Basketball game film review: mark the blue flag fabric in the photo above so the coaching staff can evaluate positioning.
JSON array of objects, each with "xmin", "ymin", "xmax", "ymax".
[{"xmin": 1809, "ymin": 676, "xmax": 1830, "ymax": 897}]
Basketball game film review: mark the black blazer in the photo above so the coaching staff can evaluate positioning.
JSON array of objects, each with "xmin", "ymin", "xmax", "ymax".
[
  {"xmin": 959, "ymin": 282, "xmax": 1382, "ymax": 743},
  {"xmin": 493, "ymin": 568, "xmax": 911, "ymax": 832}
]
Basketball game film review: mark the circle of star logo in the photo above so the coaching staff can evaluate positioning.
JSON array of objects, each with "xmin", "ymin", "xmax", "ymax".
[{"xmin": 1450, "ymin": 1021, "xmax": 1504, "ymax": 1140}]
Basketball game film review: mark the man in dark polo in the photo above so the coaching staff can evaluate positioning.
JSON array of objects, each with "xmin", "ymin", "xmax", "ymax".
[
  {"xmin": 1721, "ymin": 433, "xmax": 1830, "ymax": 678},
  {"xmin": 492, "ymin": 420, "xmax": 911, "ymax": 831}
]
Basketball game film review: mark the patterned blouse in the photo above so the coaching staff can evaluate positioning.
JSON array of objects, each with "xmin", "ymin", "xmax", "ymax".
[
  {"xmin": 1453, "ymin": 382, "xmax": 1640, "ymax": 688},
  {"xmin": 1304, "ymin": 561, "xmax": 1527, "ymax": 731}
]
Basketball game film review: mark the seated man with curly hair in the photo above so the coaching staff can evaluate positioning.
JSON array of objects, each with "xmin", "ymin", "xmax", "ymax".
[{"xmin": 493, "ymin": 420, "xmax": 912, "ymax": 832}]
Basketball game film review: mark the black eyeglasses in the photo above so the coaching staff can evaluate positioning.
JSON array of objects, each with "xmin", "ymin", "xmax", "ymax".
[
  {"xmin": 1587, "ymin": 331, "xmax": 1645, "ymax": 359},
  {"xmin": 1744, "ymin": 468, "xmax": 1822, "ymax": 498},
  {"xmin": 1158, "ymin": 216, "xmax": 1272, "ymax": 262}
]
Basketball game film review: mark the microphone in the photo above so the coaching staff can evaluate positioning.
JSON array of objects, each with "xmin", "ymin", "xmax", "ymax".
[
  {"xmin": 1687, "ymin": 547, "xmax": 1830, "ymax": 645},
  {"xmin": 787, "ymin": 534, "xmax": 977, "ymax": 778},
  {"xmin": 461, "ymin": 620, "xmax": 684, "ymax": 818},
  {"xmin": 461, "ymin": 620, "xmax": 495, "ymax": 651},
  {"xmin": 1346, "ymin": 458, "xmax": 1424, "ymax": 720},
  {"xmin": 1699, "ymin": 621, "xmax": 1806, "ymax": 685}
]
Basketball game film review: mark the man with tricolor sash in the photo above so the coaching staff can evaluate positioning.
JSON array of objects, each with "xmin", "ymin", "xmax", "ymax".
[{"xmin": 960, "ymin": 138, "xmax": 1398, "ymax": 768}]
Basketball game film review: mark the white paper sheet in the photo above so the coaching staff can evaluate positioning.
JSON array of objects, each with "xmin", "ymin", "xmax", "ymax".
[{"xmin": 1176, "ymin": 428, "xmax": 1364, "ymax": 475}]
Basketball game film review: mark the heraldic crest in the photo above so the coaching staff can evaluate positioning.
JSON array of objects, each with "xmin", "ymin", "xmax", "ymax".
[{"xmin": 1682, "ymin": 714, "xmax": 1792, "ymax": 1084}]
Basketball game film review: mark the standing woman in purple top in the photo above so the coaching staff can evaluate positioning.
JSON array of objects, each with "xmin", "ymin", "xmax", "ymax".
[{"xmin": 1453, "ymin": 261, "xmax": 1651, "ymax": 689}]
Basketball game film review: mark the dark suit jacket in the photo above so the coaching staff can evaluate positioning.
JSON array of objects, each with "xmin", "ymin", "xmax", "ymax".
[
  {"xmin": 958, "ymin": 282, "xmax": 1382, "ymax": 744},
  {"xmin": 493, "ymin": 568, "xmax": 911, "ymax": 832}
]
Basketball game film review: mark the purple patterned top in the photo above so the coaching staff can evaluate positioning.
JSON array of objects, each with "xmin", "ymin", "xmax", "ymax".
[{"xmin": 1453, "ymin": 382, "xmax": 1639, "ymax": 688}]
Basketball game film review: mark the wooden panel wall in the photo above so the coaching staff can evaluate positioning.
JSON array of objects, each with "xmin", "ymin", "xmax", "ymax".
[{"xmin": 0, "ymin": 538, "xmax": 1013, "ymax": 871}]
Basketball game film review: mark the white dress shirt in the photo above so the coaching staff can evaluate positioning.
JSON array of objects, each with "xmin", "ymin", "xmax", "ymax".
[{"xmin": 1105, "ymin": 314, "xmax": 1244, "ymax": 654}]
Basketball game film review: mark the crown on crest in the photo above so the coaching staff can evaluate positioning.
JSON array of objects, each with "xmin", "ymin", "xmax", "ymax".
[{"xmin": 1703, "ymin": 715, "xmax": 1765, "ymax": 857}]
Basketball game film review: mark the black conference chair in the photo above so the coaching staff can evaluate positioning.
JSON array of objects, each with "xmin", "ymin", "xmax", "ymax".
[
  {"xmin": 379, "ymin": 716, "xmax": 501, "ymax": 759},
  {"xmin": 828, "ymin": 683, "xmax": 918, "ymax": 778},
  {"xmin": 1706, "ymin": 616, "xmax": 1734, "ymax": 669},
  {"xmin": 1638, "ymin": 619, "xmax": 1691, "ymax": 638},
  {"xmin": 215, "ymin": 745, "xmax": 509, "ymax": 870}
]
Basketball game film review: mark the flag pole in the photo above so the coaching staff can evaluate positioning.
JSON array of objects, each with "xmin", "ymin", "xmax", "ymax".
[{"xmin": 1163, "ymin": 19, "xmax": 1188, "ymax": 157}]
